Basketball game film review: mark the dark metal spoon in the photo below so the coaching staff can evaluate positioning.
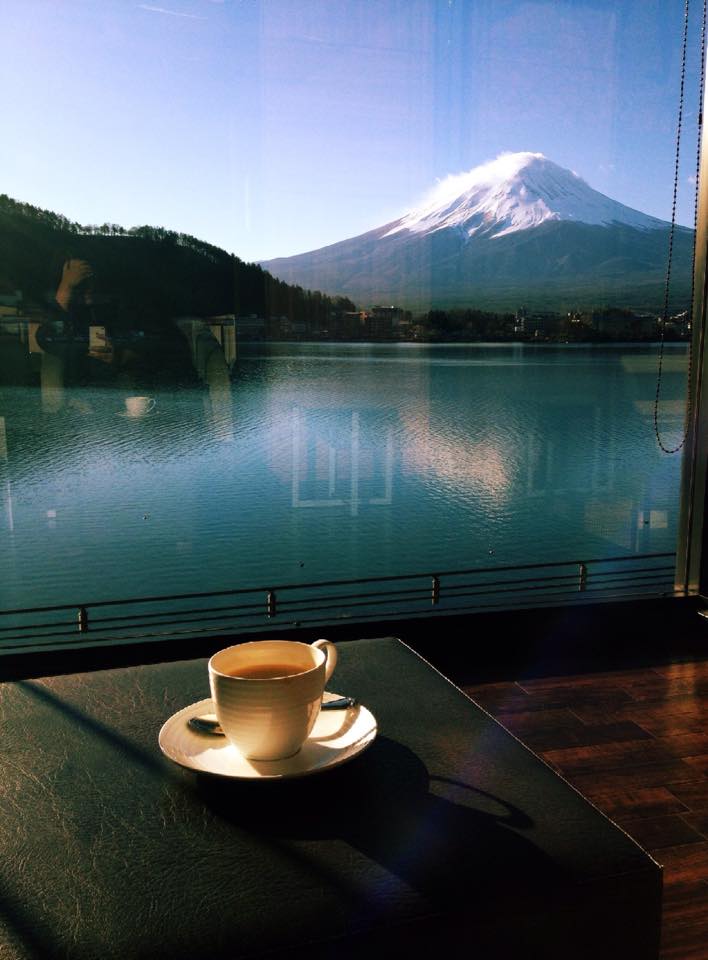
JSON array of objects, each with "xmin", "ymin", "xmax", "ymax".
[{"xmin": 188, "ymin": 696, "xmax": 358, "ymax": 736}]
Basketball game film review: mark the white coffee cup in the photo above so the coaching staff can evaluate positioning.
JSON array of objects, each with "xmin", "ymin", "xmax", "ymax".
[
  {"xmin": 124, "ymin": 396, "xmax": 156, "ymax": 418},
  {"xmin": 208, "ymin": 639, "xmax": 337, "ymax": 760}
]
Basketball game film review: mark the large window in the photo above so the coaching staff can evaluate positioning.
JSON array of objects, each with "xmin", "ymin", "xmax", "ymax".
[{"xmin": 0, "ymin": 1, "xmax": 705, "ymax": 650}]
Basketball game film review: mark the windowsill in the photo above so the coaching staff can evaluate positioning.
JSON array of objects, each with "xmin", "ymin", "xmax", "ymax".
[{"xmin": 1, "ymin": 593, "xmax": 704, "ymax": 686}]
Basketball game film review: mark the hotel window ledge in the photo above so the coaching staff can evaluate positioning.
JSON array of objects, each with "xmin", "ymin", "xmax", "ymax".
[{"xmin": 0, "ymin": 590, "xmax": 704, "ymax": 681}]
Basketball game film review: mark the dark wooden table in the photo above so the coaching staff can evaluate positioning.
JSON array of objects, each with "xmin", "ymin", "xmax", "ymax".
[{"xmin": 0, "ymin": 637, "xmax": 661, "ymax": 959}]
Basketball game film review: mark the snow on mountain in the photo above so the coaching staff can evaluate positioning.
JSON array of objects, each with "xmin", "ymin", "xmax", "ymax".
[
  {"xmin": 383, "ymin": 152, "xmax": 666, "ymax": 241},
  {"xmin": 260, "ymin": 151, "xmax": 693, "ymax": 311}
]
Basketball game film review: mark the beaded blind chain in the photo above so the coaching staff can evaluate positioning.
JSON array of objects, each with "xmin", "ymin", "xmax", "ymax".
[{"xmin": 655, "ymin": 0, "xmax": 707, "ymax": 454}]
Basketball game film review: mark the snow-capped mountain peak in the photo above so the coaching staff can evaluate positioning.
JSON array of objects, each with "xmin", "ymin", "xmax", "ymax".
[{"xmin": 383, "ymin": 152, "xmax": 665, "ymax": 240}]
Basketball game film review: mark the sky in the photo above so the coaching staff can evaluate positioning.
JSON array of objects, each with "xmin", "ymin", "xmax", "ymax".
[{"xmin": 1, "ymin": 0, "xmax": 705, "ymax": 262}]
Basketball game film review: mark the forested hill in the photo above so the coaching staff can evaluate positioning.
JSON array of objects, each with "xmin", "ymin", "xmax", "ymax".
[{"xmin": 0, "ymin": 194, "xmax": 355, "ymax": 326}]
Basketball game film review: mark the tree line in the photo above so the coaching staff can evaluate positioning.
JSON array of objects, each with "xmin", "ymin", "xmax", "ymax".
[{"xmin": 0, "ymin": 193, "xmax": 356, "ymax": 328}]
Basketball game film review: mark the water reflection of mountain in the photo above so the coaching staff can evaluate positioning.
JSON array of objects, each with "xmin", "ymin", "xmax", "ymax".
[{"xmin": 257, "ymin": 342, "xmax": 686, "ymax": 559}]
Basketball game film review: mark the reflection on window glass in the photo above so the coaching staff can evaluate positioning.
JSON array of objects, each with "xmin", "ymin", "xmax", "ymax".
[{"xmin": 0, "ymin": 1, "xmax": 701, "ymax": 635}]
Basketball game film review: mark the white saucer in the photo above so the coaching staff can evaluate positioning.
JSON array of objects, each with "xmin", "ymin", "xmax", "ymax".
[{"xmin": 158, "ymin": 691, "xmax": 377, "ymax": 780}]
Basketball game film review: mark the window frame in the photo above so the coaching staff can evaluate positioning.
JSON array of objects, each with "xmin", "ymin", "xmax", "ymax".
[{"xmin": 677, "ymin": 58, "xmax": 708, "ymax": 598}]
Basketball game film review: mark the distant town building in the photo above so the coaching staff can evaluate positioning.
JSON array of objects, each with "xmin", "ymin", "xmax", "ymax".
[
  {"xmin": 582, "ymin": 309, "xmax": 659, "ymax": 338},
  {"xmin": 365, "ymin": 310, "xmax": 392, "ymax": 339},
  {"xmin": 331, "ymin": 311, "xmax": 366, "ymax": 340},
  {"xmin": 665, "ymin": 310, "xmax": 691, "ymax": 338},
  {"xmin": 367, "ymin": 305, "xmax": 409, "ymax": 339},
  {"xmin": 235, "ymin": 314, "xmax": 266, "ymax": 340},
  {"xmin": 514, "ymin": 307, "xmax": 563, "ymax": 337}
]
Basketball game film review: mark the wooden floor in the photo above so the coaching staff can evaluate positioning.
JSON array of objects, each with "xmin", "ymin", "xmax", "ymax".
[{"xmin": 462, "ymin": 657, "xmax": 708, "ymax": 960}]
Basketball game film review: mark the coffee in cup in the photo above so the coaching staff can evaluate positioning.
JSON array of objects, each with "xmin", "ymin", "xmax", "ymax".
[
  {"xmin": 124, "ymin": 396, "xmax": 156, "ymax": 418},
  {"xmin": 208, "ymin": 639, "xmax": 337, "ymax": 760}
]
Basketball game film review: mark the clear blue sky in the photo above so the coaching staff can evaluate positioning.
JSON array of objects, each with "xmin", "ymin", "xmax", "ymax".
[{"xmin": 1, "ymin": 0, "xmax": 704, "ymax": 262}]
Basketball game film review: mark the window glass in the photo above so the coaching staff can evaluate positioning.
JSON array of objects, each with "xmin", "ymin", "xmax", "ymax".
[{"xmin": 0, "ymin": 1, "xmax": 702, "ymax": 646}]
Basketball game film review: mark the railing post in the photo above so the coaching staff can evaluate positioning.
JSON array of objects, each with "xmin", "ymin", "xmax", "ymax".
[
  {"xmin": 578, "ymin": 563, "xmax": 588, "ymax": 592},
  {"xmin": 77, "ymin": 606, "xmax": 89, "ymax": 633},
  {"xmin": 431, "ymin": 575, "xmax": 440, "ymax": 605},
  {"xmin": 267, "ymin": 590, "xmax": 277, "ymax": 618}
]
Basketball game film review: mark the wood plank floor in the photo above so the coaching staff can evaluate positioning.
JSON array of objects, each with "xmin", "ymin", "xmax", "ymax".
[{"xmin": 462, "ymin": 658, "xmax": 708, "ymax": 960}]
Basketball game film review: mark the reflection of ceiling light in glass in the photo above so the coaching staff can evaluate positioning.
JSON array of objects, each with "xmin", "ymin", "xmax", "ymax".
[
  {"xmin": 650, "ymin": 511, "xmax": 668, "ymax": 529},
  {"xmin": 637, "ymin": 510, "xmax": 669, "ymax": 530}
]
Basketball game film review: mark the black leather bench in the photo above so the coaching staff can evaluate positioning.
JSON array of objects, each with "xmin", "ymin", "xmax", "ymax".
[{"xmin": 0, "ymin": 637, "xmax": 661, "ymax": 959}]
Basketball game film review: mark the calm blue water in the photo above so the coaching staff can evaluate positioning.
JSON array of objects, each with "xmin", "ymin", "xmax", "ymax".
[{"xmin": 0, "ymin": 342, "xmax": 688, "ymax": 610}]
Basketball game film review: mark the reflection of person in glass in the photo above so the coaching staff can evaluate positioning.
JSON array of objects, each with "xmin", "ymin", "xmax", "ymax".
[
  {"xmin": 35, "ymin": 253, "xmax": 228, "ymax": 424},
  {"xmin": 37, "ymin": 254, "xmax": 104, "ymax": 354},
  {"xmin": 53, "ymin": 256, "xmax": 115, "ymax": 363},
  {"xmin": 39, "ymin": 254, "xmax": 191, "ymax": 387},
  {"xmin": 55, "ymin": 256, "xmax": 94, "ymax": 312},
  {"xmin": 178, "ymin": 318, "xmax": 234, "ymax": 440},
  {"xmin": 34, "ymin": 254, "xmax": 114, "ymax": 410}
]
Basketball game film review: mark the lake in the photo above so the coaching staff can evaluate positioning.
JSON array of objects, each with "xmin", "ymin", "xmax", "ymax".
[{"xmin": 0, "ymin": 341, "xmax": 688, "ymax": 615}]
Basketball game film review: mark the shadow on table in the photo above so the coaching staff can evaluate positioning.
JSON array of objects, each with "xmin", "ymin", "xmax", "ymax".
[
  {"xmin": 195, "ymin": 734, "xmax": 559, "ymax": 911},
  {"xmin": 0, "ymin": 874, "xmax": 61, "ymax": 960},
  {"xmin": 0, "ymin": 682, "xmax": 589, "ymax": 960}
]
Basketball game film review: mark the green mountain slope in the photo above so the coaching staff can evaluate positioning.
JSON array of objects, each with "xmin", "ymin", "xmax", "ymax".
[{"xmin": 0, "ymin": 194, "xmax": 351, "ymax": 327}]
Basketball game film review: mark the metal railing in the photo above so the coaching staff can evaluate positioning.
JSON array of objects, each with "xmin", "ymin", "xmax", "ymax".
[{"xmin": 0, "ymin": 552, "xmax": 678, "ymax": 655}]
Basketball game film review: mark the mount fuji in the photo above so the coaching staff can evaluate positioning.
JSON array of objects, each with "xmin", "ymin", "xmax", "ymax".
[{"xmin": 261, "ymin": 153, "xmax": 694, "ymax": 311}]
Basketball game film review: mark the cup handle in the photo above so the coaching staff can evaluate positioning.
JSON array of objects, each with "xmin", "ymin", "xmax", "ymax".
[
  {"xmin": 312, "ymin": 638, "xmax": 337, "ymax": 684},
  {"xmin": 146, "ymin": 398, "xmax": 156, "ymax": 413}
]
